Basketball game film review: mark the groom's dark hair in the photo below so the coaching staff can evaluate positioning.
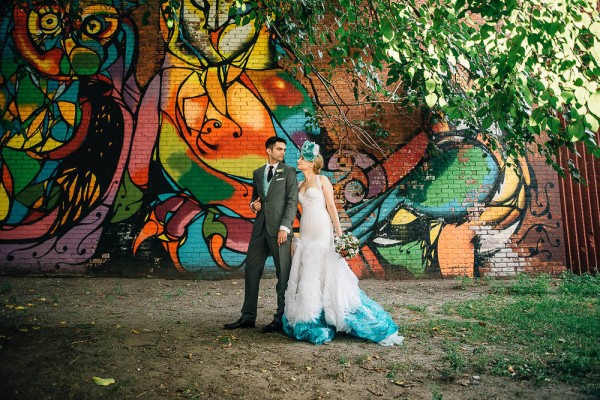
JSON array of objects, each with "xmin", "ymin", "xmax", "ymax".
[{"xmin": 266, "ymin": 136, "xmax": 286, "ymax": 149}]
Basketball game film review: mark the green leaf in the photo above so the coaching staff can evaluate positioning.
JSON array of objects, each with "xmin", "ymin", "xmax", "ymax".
[
  {"xmin": 482, "ymin": 116, "xmax": 493, "ymax": 130},
  {"xmin": 590, "ymin": 22, "xmax": 600, "ymax": 37},
  {"xmin": 588, "ymin": 92, "xmax": 600, "ymax": 118},
  {"xmin": 584, "ymin": 114, "xmax": 599, "ymax": 133},
  {"xmin": 530, "ymin": 108, "xmax": 545, "ymax": 125},
  {"xmin": 425, "ymin": 79, "xmax": 436, "ymax": 93},
  {"xmin": 547, "ymin": 117, "xmax": 562, "ymax": 133},
  {"xmin": 381, "ymin": 18, "xmax": 394, "ymax": 43},
  {"xmin": 425, "ymin": 92, "xmax": 438, "ymax": 108},
  {"xmin": 93, "ymin": 377, "xmax": 115, "ymax": 386},
  {"xmin": 567, "ymin": 119, "xmax": 585, "ymax": 141}
]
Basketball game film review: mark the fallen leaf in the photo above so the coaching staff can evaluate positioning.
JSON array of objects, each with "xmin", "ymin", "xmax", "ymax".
[
  {"xmin": 92, "ymin": 376, "xmax": 115, "ymax": 386},
  {"xmin": 130, "ymin": 329, "xmax": 140, "ymax": 334},
  {"xmin": 390, "ymin": 380, "xmax": 413, "ymax": 387},
  {"xmin": 15, "ymin": 306, "xmax": 27, "ymax": 310}
]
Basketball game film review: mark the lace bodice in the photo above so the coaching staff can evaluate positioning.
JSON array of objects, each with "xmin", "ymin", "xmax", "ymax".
[{"xmin": 298, "ymin": 179, "xmax": 333, "ymax": 244}]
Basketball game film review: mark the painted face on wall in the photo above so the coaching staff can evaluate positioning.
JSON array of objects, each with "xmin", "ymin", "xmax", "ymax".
[
  {"xmin": 12, "ymin": 2, "xmax": 122, "ymax": 79},
  {"xmin": 163, "ymin": 0, "xmax": 259, "ymax": 67}
]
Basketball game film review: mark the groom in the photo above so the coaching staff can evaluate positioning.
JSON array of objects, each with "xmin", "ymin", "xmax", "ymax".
[{"xmin": 224, "ymin": 136, "xmax": 299, "ymax": 333}]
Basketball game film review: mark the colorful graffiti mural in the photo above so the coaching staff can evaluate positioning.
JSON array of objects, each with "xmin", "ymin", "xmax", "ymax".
[
  {"xmin": 0, "ymin": 0, "xmax": 139, "ymax": 269},
  {"xmin": 0, "ymin": 0, "xmax": 565, "ymax": 277}
]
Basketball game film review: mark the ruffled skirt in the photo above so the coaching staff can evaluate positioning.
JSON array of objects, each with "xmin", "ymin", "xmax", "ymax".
[{"xmin": 283, "ymin": 238, "xmax": 404, "ymax": 346}]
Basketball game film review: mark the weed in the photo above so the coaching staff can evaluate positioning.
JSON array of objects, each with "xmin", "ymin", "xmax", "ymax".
[
  {"xmin": 491, "ymin": 273, "xmax": 551, "ymax": 296},
  {"xmin": 165, "ymin": 288, "xmax": 184, "ymax": 300},
  {"xmin": 559, "ymin": 271, "xmax": 600, "ymax": 297},
  {"xmin": 338, "ymin": 356, "xmax": 349, "ymax": 367},
  {"xmin": 355, "ymin": 353, "xmax": 371, "ymax": 366},
  {"xmin": 439, "ymin": 339, "xmax": 465, "ymax": 380},
  {"xmin": 0, "ymin": 281, "xmax": 12, "ymax": 294},
  {"xmin": 385, "ymin": 362, "xmax": 405, "ymax": 379},
  {"xmin": 438, "ymin": 274, "xmax": 600, "ymax": 386},
  {"xmin": 112, "ymin": 284, "xmax": 125, "ymax": 296},
  {"xmin": 405, "ymin": 304, "xmax": 426, "ymax": 313},
  {"xmin": 431, "ymin": 385, "xmax": 443, "ymax": 400}
]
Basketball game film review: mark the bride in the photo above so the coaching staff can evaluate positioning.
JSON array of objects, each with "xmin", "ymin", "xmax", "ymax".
[{"xmin": 282, "ymin": 141, "xmax": 404, "ymax": 346}]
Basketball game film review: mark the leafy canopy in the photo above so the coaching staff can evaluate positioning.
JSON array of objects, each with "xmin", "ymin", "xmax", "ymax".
[{"xmin": 234, "ymin": 0, "xmax": 600, "ymax": 177}]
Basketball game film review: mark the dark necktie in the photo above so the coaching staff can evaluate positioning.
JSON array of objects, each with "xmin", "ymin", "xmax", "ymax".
[{"xmin": 267, "ymin": 165, "xmax": 274, "ymax": 182}]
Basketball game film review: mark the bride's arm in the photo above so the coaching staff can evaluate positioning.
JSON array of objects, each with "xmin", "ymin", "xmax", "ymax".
[{"xmin": 320, "ymin": 176, "xmax": 343, "ymax": 237}]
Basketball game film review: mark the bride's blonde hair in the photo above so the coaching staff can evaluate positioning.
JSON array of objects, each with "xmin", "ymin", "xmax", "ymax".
[{"xmin": 312, "ymin": 154, "xmax": 323, "ymax": 174}]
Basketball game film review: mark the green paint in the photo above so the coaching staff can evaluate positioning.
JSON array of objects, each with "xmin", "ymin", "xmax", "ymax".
[
  {"xmin": 14, "ymin": 182, "xmax": 45, "ymax": 207},
  {"xmin": 159, "ymin": 122, "xmax": 234, "ymax": 203},
  {"xmin": 111, "ymin": 171, "xmax": 143, "ymax": 222},
  {"xmin": 1, "ymin": 147, "xmax": 40, "ymax": 195},
  {"xmin": 376, "ymin": 241, "xmax": 426, "ymax": 276},
  {"xmin": 70, "ymin": 51, "xmax": 100, "ymax": 76},
  {"xmin": 16, "ymin": 75, "xmax": 45, "ymax": 112},
  {"xmin": 202, "ymin": 210, "xmax": 227, "ymax": 238},
  {"xmin": 400, "ymin": 146, "xmax": 490, "ymax": 207}
]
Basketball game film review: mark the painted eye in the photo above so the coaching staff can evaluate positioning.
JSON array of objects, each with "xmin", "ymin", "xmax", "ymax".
[
  {"xmin": 40, "ymin": 14, "xmax": 59, "ymax": 31},
  {"xmin": 83, "ymin": 16, "xmax": 104, "ymax": 36}
]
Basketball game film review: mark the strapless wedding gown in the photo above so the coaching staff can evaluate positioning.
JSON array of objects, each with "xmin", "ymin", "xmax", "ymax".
[{"xmin": 282, "ymin": 179, "xmax": 404, "ymax": 346}]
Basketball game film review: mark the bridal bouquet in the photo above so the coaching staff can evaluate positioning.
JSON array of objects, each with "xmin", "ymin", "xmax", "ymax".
[{"xmin": 334, "ymin": 233, "xmax": 360, "ymax": 259}]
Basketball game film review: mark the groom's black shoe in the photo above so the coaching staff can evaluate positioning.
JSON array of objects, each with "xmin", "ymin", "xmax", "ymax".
[
  {"xmin": 262, "ymin": 320, "xmax": 283, "ymax": 333},
  {"xmin": 223, "ymin": 318, "xmax": 255, "ymax": 330}
]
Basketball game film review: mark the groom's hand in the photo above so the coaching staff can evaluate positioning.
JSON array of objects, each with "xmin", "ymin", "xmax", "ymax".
[
  {"xmin": 277, "ymin": 230, "xmax": 287, "ymax": 246},
  {"xmin": 251, "ymin": 199, "xmax": 262, "ymax": 212}
]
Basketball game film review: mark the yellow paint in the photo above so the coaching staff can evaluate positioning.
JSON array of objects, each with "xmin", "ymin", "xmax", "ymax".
[
  {"xmin": 429, "ymin": 221, "xmax": 442, "ymax": 244},
  {"xmin": 179, "ymin": 72, "xmax": 205, "ymax": 100},
  {"xmin": 206, "ymin": 155, "xmax": 266, "ymax": 178},
  {"xmin": 0, "ymin": 183, "xmax": 9, "ymax": 221},
  {"xmin": 37, "ymin": 136, "xmax": 66, "ymax": 153},
  {"xmin": 57, "ymin": 101, "xmax": 77, "ymax": 125},
  {"xmin": 391, "ymin": 208, "xmax": 417, "ymax": 225},
  {"xmin": 491, "ymin": 163, "xmax": 521, "ymax": 204},
  {"xmin": 241, "ymin": 27, "xmax": 273, "ymax": 70},
  {"xmin": 204, "ymin": 67, "xmax": 228, "ymax": 114}
]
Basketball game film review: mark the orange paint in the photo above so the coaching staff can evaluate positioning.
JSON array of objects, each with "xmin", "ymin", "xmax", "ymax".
[{"xmin": 437, "ymin": 223, "xmax": 475, "ymax": 277}]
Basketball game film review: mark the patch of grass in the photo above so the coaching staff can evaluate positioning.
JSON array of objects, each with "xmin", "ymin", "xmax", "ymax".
[
  {"xmin": 558, "ymin": 271, "xmax": 600, "ymax": 297},
  {"xmin": 405, "ymin": 274, "xmax": 599, "ymax": 392},
  {"xmin": 431, "ymin": 385, "xmax": 443, "ymax": 400},
  {"xmin": 441, "ymin": 275, "xmax": 600, "ymax": 386},
  {"xmin": 405, "ymin": 304, "xmax": 427, "ymax": 313},
  {"xmin": 355, "ymin": 353, "xmax": 371, "ymax": 366},
  {"xmin": 439, "ymin": 339, "xmax": 465, "ymax": 380},
  {"xmin": 112, "ymin": 284, "xmax": 125, "ymax": 296},
  {"xmin": 489, "ymin": 273, "xmax": 551, "ymax": 296},
  {"xmin": 385, "ymin": 362, "xmax": 406, "ymax": 379},
  {"xmin": 165, "ymin": 288, "xmax": 184, "ymax": 300},
  {"xmin": 338, "ymin": 356, "xmax": 349, "ymax": 367},
  {"xmin": 453, "ymin": 275, "xmax": 494, "ymax": 290},
  {"xmin": 0, "ymin": 281, "xmax": 12, "ymax": 294}
]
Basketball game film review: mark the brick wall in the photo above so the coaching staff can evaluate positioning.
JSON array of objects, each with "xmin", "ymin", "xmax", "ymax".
[{"xmin": 0, "ymin": 0, "xmax": 567, "ymax": 278}]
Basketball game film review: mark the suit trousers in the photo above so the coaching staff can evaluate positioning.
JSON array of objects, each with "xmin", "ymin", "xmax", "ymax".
[{"xmin": 241, "ymin": 225, "xmax": 292, "ymax": 323}]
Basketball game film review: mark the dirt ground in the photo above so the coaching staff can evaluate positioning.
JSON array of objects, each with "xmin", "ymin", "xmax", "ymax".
[{"xmin": 0, "ymin": 276, "xmax": 593, "ymax": 400}]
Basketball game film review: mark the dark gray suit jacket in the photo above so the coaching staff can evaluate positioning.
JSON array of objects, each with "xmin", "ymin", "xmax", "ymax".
[{"xmin": 250, "ymin": 163, "xmax": 298, "ymax": 237}]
